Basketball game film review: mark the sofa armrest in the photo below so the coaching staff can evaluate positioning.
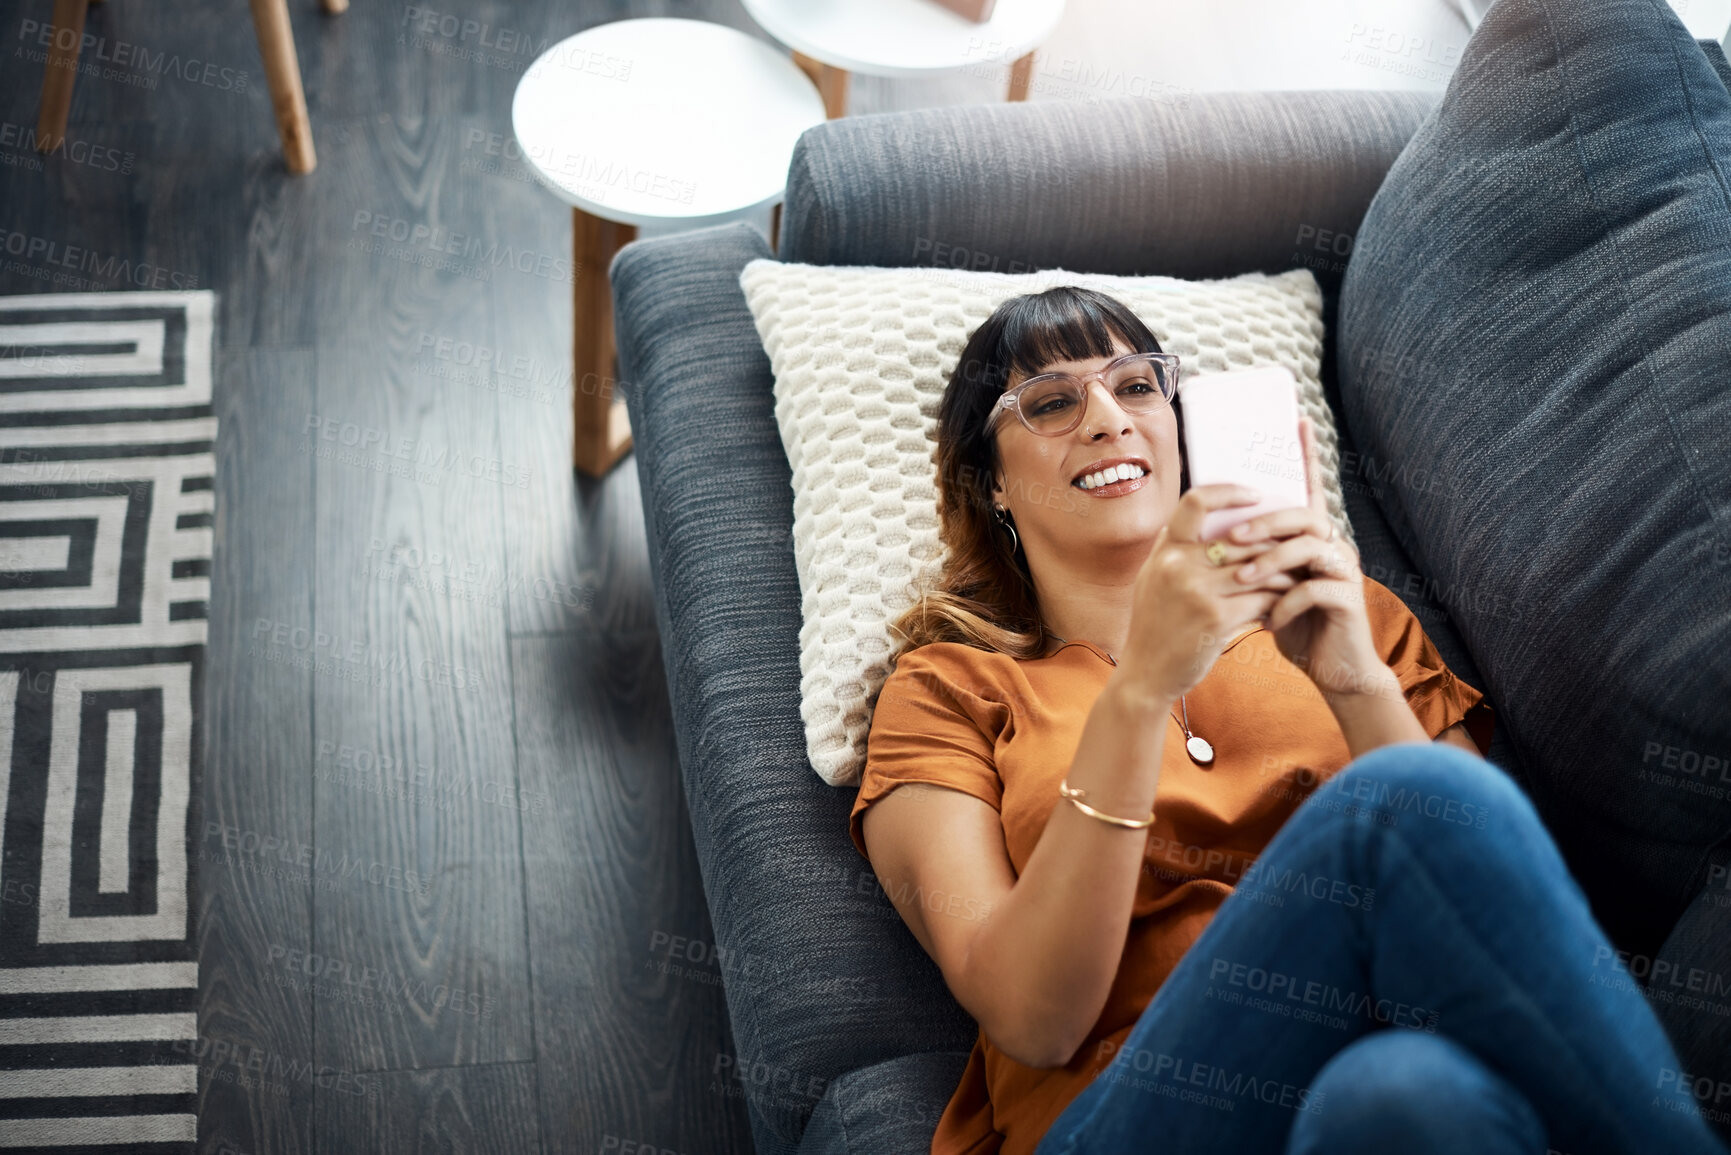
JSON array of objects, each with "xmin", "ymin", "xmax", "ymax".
[
  {"xmin": 610, "ymin": 222, "xmax": 979, "ymax": 1154},
  {"xmin": 797, "ymin": 1052, "xmax": 973, "ymax": 1155},
  {"xmin": 782, "ymin": 90, "xmax": 1440, "ymax": 287}
]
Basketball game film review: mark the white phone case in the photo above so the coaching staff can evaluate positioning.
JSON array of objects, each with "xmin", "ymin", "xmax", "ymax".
[{"xmin": 1177, "ymin": 365, "xmax": 1310, "ymax": 541}]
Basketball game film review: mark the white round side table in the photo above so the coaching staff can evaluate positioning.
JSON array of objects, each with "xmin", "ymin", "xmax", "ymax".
[
  {"xmin": 740, "ymin": 0, "xmax": 1066, "ymax": 117},
  {"xmin": 512, "ymin": 18, "xmax": 826, "ymax": 477}
]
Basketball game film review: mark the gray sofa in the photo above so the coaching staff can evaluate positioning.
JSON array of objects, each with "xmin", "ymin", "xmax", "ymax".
[{"xmin": 608, "ymin": 89, "xmax": 1515, "ymax": 1154}]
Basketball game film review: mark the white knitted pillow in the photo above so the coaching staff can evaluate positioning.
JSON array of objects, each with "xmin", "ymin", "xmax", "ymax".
[{"xmin": 739, "ymin": 260, "xmax": 1348, "ymax": 787}]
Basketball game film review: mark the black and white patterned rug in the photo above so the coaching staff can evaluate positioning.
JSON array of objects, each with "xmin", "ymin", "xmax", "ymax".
[{"xmin": 0, "ymin": 291, "xmax": 213, "ymax": 1150}]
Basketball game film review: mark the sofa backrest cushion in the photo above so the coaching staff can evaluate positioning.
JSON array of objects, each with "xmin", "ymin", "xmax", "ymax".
[
  {"xmin": 1339, "ymin": 0, "xmax": 1731, "ymax": 955},
  {"xmin": 781, "ymin": 91, "xmax": 1441, "ymax": 295}
]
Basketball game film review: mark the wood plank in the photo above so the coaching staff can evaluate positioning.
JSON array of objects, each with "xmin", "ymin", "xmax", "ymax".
[
  {"xmin": 304, "ymin": 112, "xmax": 531, "ymax": 1074},
  {"xmin": 511, "ymin": 630, "xmax": 753, "ymax": 1155},
  {"xmin": 475, "ymin": 113, "xmax": 660, "ymax": 638},
  {"xmin": 298, "ymin": 0, "xmax": 558, "ymax": 126},
  {"xmin": 314, "ymin": 1062, "xmax": 540, "ymax": 1155},
  {"xmin": 197, "ymin": 349, "xmax": 317, "ymax": 1155}
]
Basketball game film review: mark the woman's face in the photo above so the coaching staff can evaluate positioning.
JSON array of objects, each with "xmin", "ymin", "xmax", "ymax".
[{"xmin": 988, "ymin": 339, "xmax": 1183, "ymax": 561}]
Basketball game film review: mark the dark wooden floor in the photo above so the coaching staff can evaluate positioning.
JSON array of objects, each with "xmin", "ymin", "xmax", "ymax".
[{"xmin": 0, "ymin": 0, "xmax": 992, "ymax": 1150}]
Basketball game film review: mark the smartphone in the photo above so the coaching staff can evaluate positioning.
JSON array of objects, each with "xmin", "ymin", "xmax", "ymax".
[{"xmin": 1177, "ymin": 364, "xmax": 1310, "ymax": 542}]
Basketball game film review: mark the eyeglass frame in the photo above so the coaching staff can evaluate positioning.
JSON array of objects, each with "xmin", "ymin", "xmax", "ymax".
[{"xmin": 982, "ymin": 350, "xmax": 1182, "ymax": 438}]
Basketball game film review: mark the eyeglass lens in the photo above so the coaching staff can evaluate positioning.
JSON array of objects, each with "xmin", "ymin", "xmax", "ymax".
[{"xmin": 1019, "ymin": 357, "xmax": 1173, "ymax": 435}]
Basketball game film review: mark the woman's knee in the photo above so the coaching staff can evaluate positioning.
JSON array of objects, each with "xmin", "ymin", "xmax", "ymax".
[
  {"xmin": 1286, "ymin": 1031, "xmax": 1547, "ymax": 1155},
  {"xmin": 1320, "ymin": 742, "xmax": 1538, "ymax": 839}
]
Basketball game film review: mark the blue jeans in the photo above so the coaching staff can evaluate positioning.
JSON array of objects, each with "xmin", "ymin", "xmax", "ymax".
[{"xmin": 1034, "ymin": 744, "xmax": 1729, "ymax": 1155}]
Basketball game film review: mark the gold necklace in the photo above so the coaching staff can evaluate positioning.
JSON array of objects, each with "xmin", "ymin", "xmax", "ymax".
[{"xmin": 1045, "ymin": 634, "xmax": 1215, "ymax": 767}]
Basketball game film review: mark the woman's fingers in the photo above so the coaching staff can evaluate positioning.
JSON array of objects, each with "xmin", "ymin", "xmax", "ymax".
[
  {"xmin": 1232, "ymin": 532, "xmax": 1355, "ymax": 585},
  {"xmin": 1300, "ymin": 414, "xmax": 1330, "ymax": 521},
  {"xmin": 1266, "ymin": 575, "xmax": 1356, "ymax": 633},
  {"xmin": 1226, "ymin": 503, "xmax": 1332, "ymax": 546},
  {"xmin": 1167, "ymin": 483, "xmax": 1264, "ymax": 544}
]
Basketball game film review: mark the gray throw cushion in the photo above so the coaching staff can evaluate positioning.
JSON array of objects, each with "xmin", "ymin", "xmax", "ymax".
[
  {"xmin": 1339, "ymin": 0, "xmax": 1731, "ymax": 962},
  {"xmin": 611, "ymin": 222, "xmax": 978, "ymax": 1153}
]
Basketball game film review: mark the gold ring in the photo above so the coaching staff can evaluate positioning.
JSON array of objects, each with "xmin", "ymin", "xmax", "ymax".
[{"xmin": 1205, "ymin": 541, "xmax": 1230, "ymax": 567}]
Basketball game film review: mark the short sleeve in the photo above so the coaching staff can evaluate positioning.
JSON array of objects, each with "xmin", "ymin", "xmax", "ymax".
[
  {"xmin": 848, "ymin": 646, "xmax": 1009, "ymax": 864},
  {"xmin": 1361, "ymin": 576, "xmax": 1496, "ymax": 755}
]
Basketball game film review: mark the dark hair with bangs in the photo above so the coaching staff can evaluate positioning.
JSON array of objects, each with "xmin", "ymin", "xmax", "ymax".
[{"xmin": 888, "ymin": 286, "xmax": 1186, "ymax": 662}]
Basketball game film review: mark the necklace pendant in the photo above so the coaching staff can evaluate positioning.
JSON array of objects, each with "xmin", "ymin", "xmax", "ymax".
[{"xmin": 1186, "ymin": 735, "xmax": 1216, "ymax": 766}]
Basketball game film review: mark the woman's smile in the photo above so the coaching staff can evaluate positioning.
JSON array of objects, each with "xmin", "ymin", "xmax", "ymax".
[{"xmin": 1070, "ymin": 457, "xmax": 1152, "ymax": 497}]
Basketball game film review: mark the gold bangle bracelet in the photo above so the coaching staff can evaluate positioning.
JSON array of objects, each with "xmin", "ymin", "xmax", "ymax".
[{"xmin": 1057, "ymin": 777, "xmax": 1156, "ymax": 829}]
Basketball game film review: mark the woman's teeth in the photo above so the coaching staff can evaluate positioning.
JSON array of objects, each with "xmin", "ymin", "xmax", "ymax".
[{"xmin": 1074, "ymin": 464, "xmax": 1148, "ymax": 491}]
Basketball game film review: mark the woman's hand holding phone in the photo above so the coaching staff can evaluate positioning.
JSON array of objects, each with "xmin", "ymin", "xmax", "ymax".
[
  {"xmin": 1227, "ymin": 416, "xmax": 1392, "ymax": 700},
  {"xmin": 1113, "ymin": 485, "xmax": 1296, "ymax": 705}
]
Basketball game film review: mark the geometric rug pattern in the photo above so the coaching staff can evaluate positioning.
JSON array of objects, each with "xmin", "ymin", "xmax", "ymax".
[{"xmin": 0, "ymin": 291, "xmax": 214, "ymax": 1150}]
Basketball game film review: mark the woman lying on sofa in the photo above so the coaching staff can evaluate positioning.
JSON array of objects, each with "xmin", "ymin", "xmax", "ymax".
[{"xmin": 849, "ymin": 286, "xmax": 1727, "ymax": 1155}]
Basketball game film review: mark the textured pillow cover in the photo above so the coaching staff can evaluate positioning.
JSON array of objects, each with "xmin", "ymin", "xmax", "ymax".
[
  {"xmin": 741, "ymin": 260, "xmax": 1352, "ymax": 787},
  {"xmin": 1339, "ymin": 0, "xmax": 1731, "ymax": 957}
]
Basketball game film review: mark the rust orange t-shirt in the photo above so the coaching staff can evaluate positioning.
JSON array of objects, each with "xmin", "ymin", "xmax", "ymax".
[{"xmin": 847, "ymin": 576, "xmax": 1494, "ymax": 1155}]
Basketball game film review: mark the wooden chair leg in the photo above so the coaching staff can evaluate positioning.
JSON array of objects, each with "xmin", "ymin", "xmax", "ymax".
[
  {"xmin": 36, "ymin": 0, "xmax": 89, "ymax": 154},
  {"xmin": 248, "ymin": 0, "xmax": 317, "ymax": 173},
  {"xmin": 791, "ymin": 50, "xmax": 850, "ymax": 118},
  {"xmin": 1008, "ymin": 51, "xmax": 1036, "ymax": 102},
  {"xmin": 319, "ymin": 0, "xmax": 348, "ymax": 13},
  {"xmin": 572, "ymin": 207, "xmax": 637, "ymax": 478}
]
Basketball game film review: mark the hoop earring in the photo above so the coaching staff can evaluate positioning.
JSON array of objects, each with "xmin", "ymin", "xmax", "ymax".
[{"xmin": 994, "ymin": 504, "xmax": 1020, "ymax": 554}]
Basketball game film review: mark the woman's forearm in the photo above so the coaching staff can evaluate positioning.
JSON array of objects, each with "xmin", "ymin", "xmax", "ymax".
[
  {"xmin": 955, "ymin": 671, "xmax": 1172, "ymax": 1068},
  {"xmin": 1321, "ymin": 663, "xmax": 1428, "ymax": 759}
]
